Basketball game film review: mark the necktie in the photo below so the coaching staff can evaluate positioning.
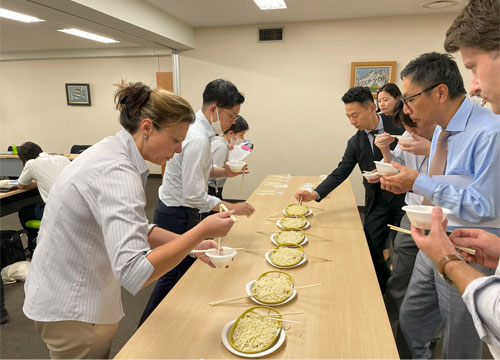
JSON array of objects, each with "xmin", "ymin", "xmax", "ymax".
[
  {"xmin": 422, "ymin": 130, "xmax": 450, "ymax": 205},
  {"xmin": 369, "ymin": 130, "xmax": 383, "ymax": 161}
]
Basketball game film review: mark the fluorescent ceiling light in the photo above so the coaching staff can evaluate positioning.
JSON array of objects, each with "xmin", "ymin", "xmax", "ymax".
[
  {"xmin": 0, "ymin": 8, "xmax": 45, "ymax": 23},
  {"xmin": 57, "ymin": 28, "xmax": 119, "ymax": 43},
  {"xmin": 253, "ymin": 0, "xmax": 287, "ymax": 10}
]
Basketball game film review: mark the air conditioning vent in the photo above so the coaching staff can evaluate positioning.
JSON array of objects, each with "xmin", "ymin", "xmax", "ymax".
[{"xmin": 258, "ymin": 27, "xmax": 283, "ymax": 42}]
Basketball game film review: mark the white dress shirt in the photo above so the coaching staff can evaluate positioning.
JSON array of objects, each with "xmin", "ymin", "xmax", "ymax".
[
  {"xmin": 17, "ymin": 152, "xmax": 70, "ymax": 203},
  {"xmin": 462, "ymin": 263, "xmax": 500, "ymax": 358},
  {"xmin": 159, "ymin": 110, "xmax": 220, "ymax": 213},
  {"xmin": 364, "ymin": 114, "xmax": 384, "ymax": 152},
  {"xmin": 208, "ymin": 135, "xmax": 229, "ymax": 189},
  {"xmin": 23, "ymin": 130, "xmax": 154, "ymax": 324},
  {"xmin": 386, "ymin": 130, "xmax": 429, "ymax": 205}
]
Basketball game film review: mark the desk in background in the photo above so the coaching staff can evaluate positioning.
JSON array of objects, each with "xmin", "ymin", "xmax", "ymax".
[{"xmin": 115, "ymin": 176, "xmax": 397, "ymax": 359}]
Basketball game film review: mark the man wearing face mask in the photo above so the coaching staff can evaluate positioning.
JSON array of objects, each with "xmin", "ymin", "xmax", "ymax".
[{"xmin": 139, "ymin": 79, "xmax": 255, "ymax": 326}]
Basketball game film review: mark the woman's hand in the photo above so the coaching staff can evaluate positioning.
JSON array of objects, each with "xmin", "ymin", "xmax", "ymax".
[
  {"xmin": 199, "ymin": 211, "xmax": 235, "ymax": 238},
  {"xmin": 193, "ymin": 239, "xmax": 219, "ymax": 268},
  {"xmin": 398, "ymin": 133, "xmax": 431, "ymax": 156}
]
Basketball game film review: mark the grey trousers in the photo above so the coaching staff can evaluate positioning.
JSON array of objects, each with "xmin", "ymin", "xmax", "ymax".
[
  {"xmin": 386, "ymin": 214, "xmax": 419, "ymax": 315},
  {"xmin": 400, "ymin": 251, "xmax": 490, "ymax": 359}
]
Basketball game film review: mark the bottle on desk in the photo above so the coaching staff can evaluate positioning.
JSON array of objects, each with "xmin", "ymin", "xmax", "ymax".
[{"xmin": 12, "ymin": 145, "xmax": 17, "ymax": 155}]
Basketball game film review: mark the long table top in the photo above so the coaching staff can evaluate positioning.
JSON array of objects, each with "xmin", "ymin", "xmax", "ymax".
[{"xmin": 115, "ymin": 176, "xmax": 398, "ymax": 359}]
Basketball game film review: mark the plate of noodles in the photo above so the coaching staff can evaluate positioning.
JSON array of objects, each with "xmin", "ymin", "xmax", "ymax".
[
  {"xmin": 271, "ymin": 230, "xmax": 308, "ymax": 246},
  {"xmin": 277, "ymin": 216, "xmax": 310, "ymax": 230},
  {"xmin": 246, "ymin": 271, "xmax": 297, "ymax": 306},
  {"xmin": 265, "ymin": 245, "xmax": 307, "ymax": 269},
  {"xmin": 282, "ymin": 204, "xmax": 312, "ymax": 217},
  {"xmin": 222, "ymin": 306, "xmax": 286, "ymax": 358}
]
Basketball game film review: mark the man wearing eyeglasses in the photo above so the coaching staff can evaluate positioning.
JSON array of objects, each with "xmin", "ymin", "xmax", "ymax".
[
  {"xmin": 407, "ymin": 0, "xmax": 500, "ymax": 358},
  {"xmin": 380, "ymin": 52, "xmax": 500, "ymax": 359}
]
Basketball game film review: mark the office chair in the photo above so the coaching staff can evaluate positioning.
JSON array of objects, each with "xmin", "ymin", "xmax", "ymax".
[{"xmin": 70, "ymin": 145, "xmax": 91, "ymax": 154}]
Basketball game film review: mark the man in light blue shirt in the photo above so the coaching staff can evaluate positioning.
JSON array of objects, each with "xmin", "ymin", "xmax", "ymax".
[{"xmin": 381, "ymin": 52, "xmax": 500, "ymax": 359}]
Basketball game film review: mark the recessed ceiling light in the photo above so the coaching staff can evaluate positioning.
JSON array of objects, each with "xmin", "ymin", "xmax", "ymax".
[
  {"xmin": 0, "ymin": 8, "xmax": 45, "ymax": 23},
  {"xmin": 253, "ymin": 0, "xmax": 287, "ymax": 10},
  {"xmin": 57, "ymin": 28, "xmax": 119, "ymax": 44},
  {"xmin": 421, "ymin": 0, "xmax": 459, "ymax": 9}
]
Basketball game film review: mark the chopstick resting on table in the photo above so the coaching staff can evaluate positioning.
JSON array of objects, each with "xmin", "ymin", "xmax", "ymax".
[
  {"xmin": 209, "ymin": 283, "xmax": 323, "ymax": 306},
  {"xmin": 387, "ymin": 224, "xmax": 476, "ymax": 255}
]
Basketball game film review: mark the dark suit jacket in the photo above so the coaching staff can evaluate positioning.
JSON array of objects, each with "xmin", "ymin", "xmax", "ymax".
[{"xmin": 315, "ymin": 114, "xmax": 405, "ymax": 214}]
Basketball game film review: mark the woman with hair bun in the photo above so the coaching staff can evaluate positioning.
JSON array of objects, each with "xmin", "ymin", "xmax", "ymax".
[{"xmin": 23, "ymin": 80, "xmax": 235, "ymax": 359}]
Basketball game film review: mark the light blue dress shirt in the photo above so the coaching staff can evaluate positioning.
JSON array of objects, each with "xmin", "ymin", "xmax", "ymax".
[{"xmin": 412, "ymin": 97, "xmax": 500, "ymax": 234}]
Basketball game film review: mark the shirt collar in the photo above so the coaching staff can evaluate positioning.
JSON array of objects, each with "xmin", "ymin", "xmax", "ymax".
[
  {"xmin": 38, "ymin": 152, "xmax": 49, "ymax": 157},
  {"xmin": 196, "ymin": 109, "xmax": 216, "ymax": 140},
  {"xmin": 115, "ymin": 129, "xmax": 149, "ymax": 177},
  {"xmin": 364, "ymin": 114, "xmax": 384, "ymax": 135},
  {"xmin": 443, "ymin": 96, "xmax": 472, "ymax": 132}
]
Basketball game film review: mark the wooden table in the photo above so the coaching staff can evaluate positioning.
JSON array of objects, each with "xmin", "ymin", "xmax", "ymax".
[{"xmin": 115, "ymin": 176, "xmax": 398, "ymax": 359}]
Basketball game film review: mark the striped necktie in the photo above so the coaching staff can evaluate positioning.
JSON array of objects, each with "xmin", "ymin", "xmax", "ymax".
[{"xmin": 422, "ymin": 130, "xmax": 450, "ymax": 205}]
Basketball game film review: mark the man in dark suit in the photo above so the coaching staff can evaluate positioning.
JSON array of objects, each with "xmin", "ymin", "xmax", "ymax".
[{"xmin": 296, "ymin": 86, "xmax": 406, "ymax": 293}]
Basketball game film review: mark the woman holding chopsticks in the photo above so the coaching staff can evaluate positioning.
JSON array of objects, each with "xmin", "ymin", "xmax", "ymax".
[{"xmin": 23, "ymin": 80, "xmax": 235, "ymax": 359}]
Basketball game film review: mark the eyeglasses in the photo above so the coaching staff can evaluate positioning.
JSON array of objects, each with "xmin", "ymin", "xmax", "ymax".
[
  {"xmin": 222, "ymin": 109, "xmax": 239, "ymax": 120},
  {"xmin": 401, "ymin": 83, "xmax": 440, "ymax": 108}
]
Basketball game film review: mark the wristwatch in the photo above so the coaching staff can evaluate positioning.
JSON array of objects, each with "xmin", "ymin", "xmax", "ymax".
[{"xmin": 437, "ymin": 253, "xmax": 467, "ymax": 284}]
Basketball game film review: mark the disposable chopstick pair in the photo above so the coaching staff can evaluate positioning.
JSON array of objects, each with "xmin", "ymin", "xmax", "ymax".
[
  {"xmin": 220, "ymin": 203, "xmax": 238, "ymax": 223},
  {"xmin": 387, "ymin": 224, "xmax": 476, "ymax": 255},
  {"xmin": 208, "ymin": 283, "xmax": 323, "ymax": 306},
  {"xmin": 190, "ymin": 247, "xmax": 246, "ymax": 254},
  {"xmin": 257, "ymin": 311, "xmax": 305, "ymax": 324},
  {"xmin": 256, "ymin": 230, "xmax": 333, "ymax": 242}
]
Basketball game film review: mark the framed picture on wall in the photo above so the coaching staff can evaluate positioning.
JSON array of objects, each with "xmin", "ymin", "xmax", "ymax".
[
  {"xmin": 350, "ymin": 62, "xmax": 396, "ymax": 97},
  {"xmin": 65, "ymin": 83, "xmax": 91, "ymax": 106}
]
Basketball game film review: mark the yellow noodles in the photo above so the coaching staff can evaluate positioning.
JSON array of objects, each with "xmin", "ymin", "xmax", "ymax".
[
  {"xmin": 231, "ymin": 311, "xmax": 280, "ymax": 353},
  {"xmin": 285, "ymin": 204, "xmax": 309, "ymax": 216},
  {"xmin": 252, "ymin": 275, "xmax": 293, "ymax": 303},
  {"xmin": 276, "ymin": 230, "xmax": 304, "ymax": 245},
  {"xmin": 270, "ymin": 246, "xmax": 304, "ymax": 267},
  {"xmin": 280, "ymin": 216, "xmax": 306, "ymax": 229}
]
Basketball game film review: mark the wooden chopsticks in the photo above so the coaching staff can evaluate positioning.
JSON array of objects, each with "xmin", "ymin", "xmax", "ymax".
[
  {"xmin": 220, "ymin": 203, "xmax": 238, "ymax": 223},
  {"xmin": 208, "ymin": 283, "xmax": 323, "ymax": 306},
  {"xmin": 387, "ymin": 224, "xmax": 476, "ymax": 256},
  {"xmin": 190, "ymin": 247, "xmax": 245, "ymax": 254}
]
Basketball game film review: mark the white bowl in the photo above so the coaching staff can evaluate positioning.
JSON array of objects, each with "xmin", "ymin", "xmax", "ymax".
[
  {"xmin": 206, "ymin": 247, "xmax": 237, "ymax": 268},
  {"xmin": 402, "ymin": 205, "xmax": 453, "ymax": 230},
  {"xmin": 226, "ymin": 160, "xmax": 246, "ymax": 172},
  {"xmin": 362, "ymin": 171, "xmax": 379, "ymax": 179},
  {"xmin": 374, "ymin": 161, "xmax": 399, "ymax": 175}
]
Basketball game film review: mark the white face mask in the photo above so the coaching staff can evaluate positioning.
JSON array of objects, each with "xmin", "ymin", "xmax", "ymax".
[{"xmin": 210, "ymin": 108, "xmax": 223, "ymax": 135}]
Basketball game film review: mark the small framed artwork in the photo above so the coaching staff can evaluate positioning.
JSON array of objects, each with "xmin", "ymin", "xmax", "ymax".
[
  {"xmin": 65, "ymin": 83, "xmax": 91, "ymax": 106},
  {"xmin": 350, "ymin": 61, "xmax": 397, "ymax": 97}
]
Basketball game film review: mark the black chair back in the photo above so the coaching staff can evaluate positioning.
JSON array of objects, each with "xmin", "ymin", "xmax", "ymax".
[{"xmin": 70, "ymin": 145, "xmax": 91, "ymax": 154}]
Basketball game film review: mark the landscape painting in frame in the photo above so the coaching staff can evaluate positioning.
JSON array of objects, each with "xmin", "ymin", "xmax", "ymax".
[{"xmin": 350, "ymin": 62, "xmax": 396, "ymax": 97}]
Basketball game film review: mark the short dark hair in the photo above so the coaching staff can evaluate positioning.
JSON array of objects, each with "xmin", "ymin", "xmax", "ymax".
[
  {"xmin": 224, "ymin": 115, "xmax": 249, "ymax": 135},
  {"xmin": 18, "ymin": 142, "xmax": 43, "ymax": 164},
  {"xmin": 202, "ymin": 79, "xmax": 245, "ymax": 109},
  {"xmin": 400, "ymin": 52, "xmax": 466, "ymax": 100},
  {"xmin": 377, "ymin": 83, "xmax": 402, "ymax": 99},
  {"xmin": 444, "ymin": 0, "xmax": 500, "ymax": 55},
  {"xmin": 341, "ymin": 86, "xmax": 374, "ymax": 107},
  {"xmin": 392, "ymin": 99, "xmax": 417, "ymax": 128}
]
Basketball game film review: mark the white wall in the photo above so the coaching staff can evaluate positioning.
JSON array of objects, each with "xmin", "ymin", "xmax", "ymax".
[
  {"xmin": 0, "ymin": 55, "xmax": 172, "ymax": 173},
  {"xmin": 178, "ymin": 13, "xmax": 472, "ymax": 205},
  {"xmin": 1, "ymin": 13, "xmax": 475, "ymax": 205}
]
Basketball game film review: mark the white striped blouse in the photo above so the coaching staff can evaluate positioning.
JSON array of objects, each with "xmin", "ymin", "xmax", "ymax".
[{"xmin": 23, "ymin": 129, "xmax": 154, "ymax": 324}]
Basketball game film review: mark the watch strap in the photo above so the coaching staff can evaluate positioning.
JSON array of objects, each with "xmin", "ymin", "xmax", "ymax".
[{"xmin": 438, "ymin": 253, "xmax": 467, "ymax": 284}]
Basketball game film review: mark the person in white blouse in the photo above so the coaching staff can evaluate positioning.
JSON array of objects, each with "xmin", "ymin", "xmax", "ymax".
[
  {"xmin": 207, "ymin": 115, "xmax": 249, "ymax": 200},
  {"xmin": 139, "ymin": 79, "xmax": 255, "ymax": 326},
  {"xmin": 411, "ymin": 0, "xmax": 500, "ymax": 358},
  {"xmin": 16, "ymin": 141, "xmax": 70, "ymax": 253},
  {"xmin": 23, "ymin": 81, "xmax": 236, "ymax": 359}
]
